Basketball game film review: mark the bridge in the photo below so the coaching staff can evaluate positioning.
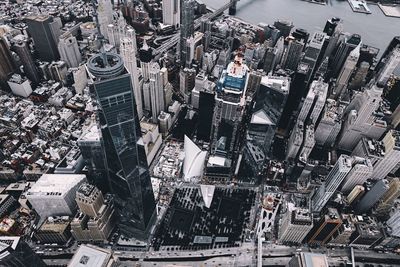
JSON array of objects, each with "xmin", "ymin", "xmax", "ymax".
[{"xmin": 152, "ymin": 0, "xmax": 239, "ymax": 59}]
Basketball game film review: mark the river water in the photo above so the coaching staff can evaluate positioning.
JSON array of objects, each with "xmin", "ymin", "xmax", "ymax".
[{"xmin": 202, "ymin": 0, "xmax": 400, "ymax": 56}]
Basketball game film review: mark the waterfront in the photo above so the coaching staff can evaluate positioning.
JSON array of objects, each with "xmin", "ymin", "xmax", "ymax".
[{"xmin": 202, "ymin": 0, "xmax": 400, "ymax": 56}]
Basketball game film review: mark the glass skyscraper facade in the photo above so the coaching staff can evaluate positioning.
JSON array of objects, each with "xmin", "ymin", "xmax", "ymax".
[
  {"xmin": 88, "ymin": 52, "xmax": 156, "ymax": 239},
  {"xmin": 244, "ymin": 76, "xmax": 290, "ymax": 171}
]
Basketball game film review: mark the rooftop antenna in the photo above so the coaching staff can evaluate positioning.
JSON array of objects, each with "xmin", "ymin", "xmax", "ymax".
[{"xmin": 91, "ymin": 0, "xmax": 108, "ymax": 67}]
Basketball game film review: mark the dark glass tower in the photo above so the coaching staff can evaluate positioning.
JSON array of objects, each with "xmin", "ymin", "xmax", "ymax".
[
  {"xmin": 244, "ymin": 76, "xmax": 290, "ymax": 171},
  {"xmin": 26, "ymin": 15, "xmax": 60, "ymax": 62},
  {"xmin": 87, "ymin": 51, "xmax": 156, "ymax": 239},
  {"xmin": 330, "ymin": 33, "xmax": 361, "ymax": 77},
  {"xmin": 0, "ymin": 37, "xmax": 15, "ymax": 88},
  {"xmin": 13, "ymin": 40, "xmax": 40, "ymax": 84},
  {"xmin": 180, "ymin": 0, "xmax": 195, "ymax": 67}
]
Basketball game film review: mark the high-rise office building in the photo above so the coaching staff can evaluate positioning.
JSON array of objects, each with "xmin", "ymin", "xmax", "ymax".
[
  {"xmin": 263, "ymin": 47, "xmax": 278, "ymax": 74},
  {"xmin": 314, "ymin": 99, "xmax": 343, "ymax": 148},
  {"xmin": 120, "ymin": 35, "xmax": 143, "ymax": 119},
  {"xmin": 308, "ymin": 208, "xmax": 342, "ymax": 245},
  {"xmin": 323, "ymin": 19, "xmax": 343, "ymax": 60},
  {"xmin": 26, "ymin": 174, "xmax": 87, "ymax": 220},
  {"xmin": 283, "ymin": 35, "xmax": 305, "ymax": 72},
  {"xmin": 370, "ymin": 130, "xmax": 400, "ymax": 180},
  {"xmin": 245, "ymin": 75, "xmax": 290, "ymax": 167},
  {"xmin": 330, "ymin": 33, "xmax": 361, "ymax": 77},
  {"xmin": 286, "ymin": 121, "xmax": 304, "ymax": 160},
  {"xmin": 106, "ymin": 11, "xmax": 129, "ymax": 50},
  {"xmin": 13, "ymin": 40, "xmax": 40, "ymax": 84},
  {"xmin": 71, "ymin": 183, "xmax": 117, "ymax": 242},
  {"xmin": 180, "ymin": 0, "xmax": 195, "ymax": 66},
  {"xmin": 0, "ymin": 37, "xmax": 15, "ymax": 86},
  {"xmin": 279, "ymin": 207, "xmax": 313, "ymax": 244},
  {"xmin": 323, "ymin": 17, "xmax": 342, "ymax": 37},
  {"xmin": 58, "ymin": 33, "xmax": 82, "ymax": 68},
  {"xmin": 139, "ymin": 40, "xmax": 153, "ymax": 82},
  {"xmin": 211, "ymin": 54, "xmax": 249, "ymax": 157},
  {"xmin": 7, "ymin": 74, "xmax": 33, "ymax": 98},
  {"xmin": 75, "ymin": 183, "xmax": 104, "ymax": 218},
  {"xmin": 26, "ymin": 15, "xmax": 60, "ymax": 62},
  {"xmin": 297, "ymin": 78, "xmax": 328, "ymax": 125},
  {"xmin": 299, "ymin": 124, "xmax": 315, "ymax": 160},
  {"xmin": 312, "ymin": 155, "xmax": 352, "ymax": 213},
  {"xmin": 355, "ymin": 179, "xmax": 389, "ymax": 214},
  {"xmin": 377, "ymin": 46, "xmax": 400, "ymax": 86},
  {"xmin": 148, "ymin": 62, "xmax": 165, "ymax": 123},
  {"xmin": 375, "ymin": 178, "xmax": 400, "ymax": 214},
  {"xmin": 96, "ymin": 0, "xmax": 113, "ymax": 40},
  {"xmin": 87, "ymin": 50, "xmax": 156, "ymax": 239},
  {"xmin": 273, "ymin": 20, "xmax": 293, "ymax": 38},
  {"xmin": 328, "ymin": 214, "xmax": 356, "ymax": 246},
  {"xmin": 78, "ymin": 124, "xmax": 109, "ymax": 192},
  {"xmin": 334, "ymin": 43, "xmax": 360, "ymax": 99},
  {"xmin": 346, "ymin": 185, "xmax": 365, "ymax": 204},
  {"xmin": 352, "ymin": 137, "xmax": 385, "ymax": 169},
  {"xmin": 338, "ymin": 83, "xmax": 383, "ymax": 151},
  {"xmin": 387, "ymin": 209, "xmax": 400, "ymax": 237},
  {"xmin": 162, "ymin": 0, "xmax": 180, "ymax": 28},
  {"xmin": 300, "ymin": 31, "xmax": 327, "ymax": 86},
  {"xmin": 348, "ymin": 61, "xmax": 370, "ymax": 90},
  {"xmin": 340, "ymin": 157, "xmax": 373, "ymax": 194}
]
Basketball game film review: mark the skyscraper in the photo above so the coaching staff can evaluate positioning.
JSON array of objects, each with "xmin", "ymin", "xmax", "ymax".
[
  {"xmin": 279, "ymin": 207, "xmax": 313, "ymax": 244},
  {"xmin": 308, "ymin": 208, "xmax": 342, "ymax": 245},
  {"xmin": 273, "ymin": 20, "xmax": 294, "ymax": 38},
  {"xmin": 312, "ymin": 155, "xmax": 352, "ymax": 213},
  {"xmin": 96, "ymin": 0, "xmax": 113, "ymax": 40},
  {"xmin": 340, "ymin": 157, "xmax": 373, "ymax": 194},
  {"xmin": 338, "ymin": 83, "xmax": 383, "ymax": 151},
  {"xmin": 355, "ymin": 179, "xmax": 389, "ymax": 214},
  {"xmin": 139, "ymin": 40, "xmax": 153, "ymax": 82},
  {"xmin": 149, "ymin": 62, "xmax": 165, "ymax": 123},
  {"xmin": 13, "ymin": 40, "xmax": 40, "ymax": 84},
  {"xmin": 297, "ymin": 78, "xmax": 328, "ymax": 125},
  {"xmin": 180, "ymin": 0, "xmax": 195, "ymax": 67},
  {"xmin": 162, "ymin": 0, "xmax": 180, "ymax": 28},
  {"xmin": 377, "ymin": 46, "xmax": 400, "ymax": 86},
  {"xmin": 58, "ymin": 33, "xmax": 82, "ymax": 68},
  {"xmin": 211, "ymin": 53, "xmax": 249, "ymax": 157},
  {"xmin": 375, "ymin": 178, "xmax": 400, "ymax": 214},
  {"xmin": 330, "ymin": 34, "xmax": 361, "ymax": 77},
  {"xmin": 87, "ymin": 50, "xmax": 156, "ymax": 239},
  {"xmin": 120, "ymin": 34, "xmax": 143, "ymax": 119},
  {"xmin": 245, "ymin": 75, "xmax": 290, "ymax": 169},
  {"xmin": 334, "ymin": 43, "xmax": 360, "ymax": 99},
  {"xmin": 26, "ymin": 15, "xmax": 60, "ymax": 62},
  {"xmin": 323, "ymin": 17, "xmax": 342, "ymax": 37},
  {"xmin": 370, "ymin": 130, "xmax": 400, "ymax": 181},
  {"xmin": 0, "ymin": 37, "xmax": 15, "ymax": 86},
  {"xmin": 300, "ymin": 31, "xmax": 327, "ymax": 86},
  {"xmin": 283, "ymin": 35, "xmax": 305, "ymax": 72},
  {"xmin": 314, "ymin": 99, "xmax": 344, "ymax": 148}
]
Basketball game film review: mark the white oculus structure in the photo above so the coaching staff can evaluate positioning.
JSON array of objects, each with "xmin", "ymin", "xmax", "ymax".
[{"xmin": 183, "ymin": 135, "xmax": 207, "ymax": 182}]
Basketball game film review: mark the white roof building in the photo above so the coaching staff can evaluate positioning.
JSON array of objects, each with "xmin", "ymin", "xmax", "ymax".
[
  {"xmin": 68, "ymin": 244, "xmax": 114, "ymax": 267},
  {"xmin": 26, "ymin": 174, "xmax": 86, "ymax": 220}
]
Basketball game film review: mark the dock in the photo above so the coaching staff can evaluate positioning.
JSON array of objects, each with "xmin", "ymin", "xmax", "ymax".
[
  {"xmin": 302, "ymin": 0, "xmax": 327, "ymax": 6},
  {"xmin": 378, "ymin": 3, "xmax": 400, "ymax": 18},
  {"xmin": 347, "ymin": 0, "xmax": 372, "ymax": 14}
]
